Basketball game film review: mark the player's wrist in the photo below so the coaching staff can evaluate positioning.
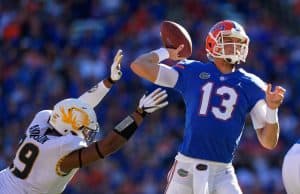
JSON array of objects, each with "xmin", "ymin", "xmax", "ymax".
[
  {"xmin": 103, "ymin": 78, "xmax": 115, "ymax": 88},
  {"xmin": 108, "ymin": 76, "xmax": 117, "ymax": 84},
  {"xmin": 152, "ymin": 48, "xmax": 169, "ymax": 62},
  {"xmin": 266, "ymin": 106, "xmax": 278, "ymax": 124},
  {"xmin": 135, "ymin": 107, "xmax": 147, "ymax": 118}
]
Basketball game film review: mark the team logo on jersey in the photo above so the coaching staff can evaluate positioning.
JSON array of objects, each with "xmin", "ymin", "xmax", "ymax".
[
  {"xmin": 199, "ymin": 72, "xmax": 210, "ymax": 79},
  {"xmin": 177, "ymin": 168, "xmax": 188, "ymax": 177}
]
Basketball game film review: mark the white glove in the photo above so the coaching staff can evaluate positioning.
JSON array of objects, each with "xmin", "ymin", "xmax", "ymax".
[
  {"xmin": 110, "ymin": 49, "xmax": 123, "ymax": 82},
  {"xmin": 138, "ymin": 88, "xmax": 168, "ymax": 114}
]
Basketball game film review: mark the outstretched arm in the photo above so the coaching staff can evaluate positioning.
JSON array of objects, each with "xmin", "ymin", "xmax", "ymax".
[
  {"xmin": 60, "ymin": 88, "xmax": 168, "ymax": 173},
  {"xmin": 79, "ymin": 50, "xmax": 123, "ymax": 108},
  {"xmin": 130, "ymin": 46, "xmax": 185, "ymax": 87},
  {"xmin": 252, "ymin": 84, "xmax": 286, "ymax": 150}
]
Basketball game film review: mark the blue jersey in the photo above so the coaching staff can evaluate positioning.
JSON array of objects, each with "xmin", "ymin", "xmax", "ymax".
[
  {"xmin": 172, "ymin": 60, "xmax": 266, "ymax": 163},
  {"xmin": 297, "ymin": 139, "xmax": 300, "ymax": 144}
]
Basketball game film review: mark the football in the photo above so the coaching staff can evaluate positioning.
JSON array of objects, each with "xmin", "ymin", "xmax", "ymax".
[{"xmin": 160, "ymin": 20, "xmax": 192, "ymax": 58}]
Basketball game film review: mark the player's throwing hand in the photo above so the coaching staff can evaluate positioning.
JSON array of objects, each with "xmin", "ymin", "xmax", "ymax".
[
  {"xmin": 265, "ymin": 84, "xmax": 286, "ymax": 109},
  {"xmin": 166, "ymin": 44, "xmax": 186, "ymax": 61}
]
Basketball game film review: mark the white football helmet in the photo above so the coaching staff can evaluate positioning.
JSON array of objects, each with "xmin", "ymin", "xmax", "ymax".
[
  {"xmin": 206, "ymin": 20, "xmax": 250, "ymax": 64},
  {"xmin": 49, "ymin": 98, "xmax": 99, "ymax": 143}
]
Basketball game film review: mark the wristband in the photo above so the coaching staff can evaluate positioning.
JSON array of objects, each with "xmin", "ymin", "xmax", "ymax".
[
  {"xmin": 108, "ymin": 77, "xmax": 116, "ymax": 84},
  {"xmin": 266, "ymin": 107, "xmax": 278, "ymax": 124},
  {"xmin": 113, "ymin": 116, "xmax": 138, "ymax": 140},
  {"xmin": 152, "ymin": 48, "xmax": 169, "ymax": 62}
]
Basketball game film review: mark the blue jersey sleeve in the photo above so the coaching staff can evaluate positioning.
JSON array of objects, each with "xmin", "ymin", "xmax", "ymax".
[
  {"xmin": 244, "ymin": 72, "xmax": 266, "ymax": 110},
  {"xmin": 248, "ymin": 84, "xmax": 265, "ymax": 108},
  {"xmin": 172, "ymin": 60, "xmax": 192, "ymax": 92}
]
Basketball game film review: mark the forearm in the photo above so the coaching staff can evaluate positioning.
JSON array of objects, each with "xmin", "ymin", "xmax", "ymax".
[
  {"xmin": 95, "ymin": 111, "xmax": 143, "ymax": 157},
  {"xmin": 78, "ymin": 77, "xmax": 114, "ymax": 108},
  {"xmin": 258, "ymin": 123, "xmax": 279, "ymax": 149},
  {"xmin": 131, "ymin": 48, "xmax": 170, "ymax": 82},
  {"xmin": 131, "ymin": 52, "xmax": 160, "ymax": 82},
  {"xmin": 131, "ymin": 50, "xmax": 178, "ymax": 87},
  {"xmin": 257, "ymin": 107, "xmax": 279, "ymax": 149},
  {"xmin": 60, "ymin": 111, "xmax": 144, "ymax": 172}
]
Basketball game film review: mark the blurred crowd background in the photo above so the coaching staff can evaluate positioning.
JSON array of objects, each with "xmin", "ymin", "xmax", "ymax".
[{"xmin": 1, "ymin": 0, "xmax": 300, "ymax": 193}]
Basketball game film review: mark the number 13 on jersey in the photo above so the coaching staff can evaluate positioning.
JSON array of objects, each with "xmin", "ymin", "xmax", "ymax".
[{"xmin": 199, "ymin": 82, "xmax": 238, "ymax": 120}]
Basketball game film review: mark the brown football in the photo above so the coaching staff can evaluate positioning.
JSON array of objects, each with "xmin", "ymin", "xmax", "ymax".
[{"xmin": 160, "ymin": 21, "xmax": 192, "ymax": 58}]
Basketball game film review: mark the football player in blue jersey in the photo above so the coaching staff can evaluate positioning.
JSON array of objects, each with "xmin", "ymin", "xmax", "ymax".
[
  {"xmin": 282, "ymin": 139, "xmax": 300, "ymax": 194},
  {"xmin": 130, "ymin": 20, "xmax": 286, "ymax": 194}
]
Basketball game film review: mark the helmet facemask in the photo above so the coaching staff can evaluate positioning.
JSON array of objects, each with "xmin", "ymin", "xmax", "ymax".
[
  {"xmin": 76, "ymin": 124, "xmax": 99, "ymax": 144},
  {"xmin": 206, "ymin": 20, "xmax": 250, "ymax": 65}
]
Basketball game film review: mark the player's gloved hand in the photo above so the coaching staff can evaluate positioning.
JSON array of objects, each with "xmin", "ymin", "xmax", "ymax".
[
  {"xmin": 110, "ymin": 49, "xmax": 123, "ymax": 82},
  {"xmin": 136, "ymin": 88, "xmax": 168, "ymax": 117}
]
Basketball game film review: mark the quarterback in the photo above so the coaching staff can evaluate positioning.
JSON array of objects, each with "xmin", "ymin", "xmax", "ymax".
[
  {"xmin": 131, "ymin": 20, "xmax": 286, "ymax": 193},
  {"xmin": 0, "ymin": 50, "xmax": 168, "ymax": 194}
]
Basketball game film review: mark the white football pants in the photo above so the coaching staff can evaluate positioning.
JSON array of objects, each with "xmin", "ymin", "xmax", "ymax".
[
  {"xmin": 165, "ymin": 153, "xmax": 242, "ymax": 194},
  {"xmin": 282, "ymin": 143, "xmax": 300, "ymax": 194}
]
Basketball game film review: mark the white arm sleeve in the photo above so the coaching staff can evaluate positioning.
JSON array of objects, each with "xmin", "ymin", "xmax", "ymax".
[
  {"xmin": 154, "ymin": 64, "xmax": 179, "ymax": 88},
  {"xmin": 250, "ymin": 99, "xmax": 267, "ymax": 130},
  {"xmin": 78, "ymin": 81, "xmax": 110, "ymax": 108}
]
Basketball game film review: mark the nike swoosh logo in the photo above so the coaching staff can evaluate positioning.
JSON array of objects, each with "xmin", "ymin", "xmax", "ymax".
[{"xmin": 143, "ymin": 105, "xmax": 158, "ymax": 110}]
